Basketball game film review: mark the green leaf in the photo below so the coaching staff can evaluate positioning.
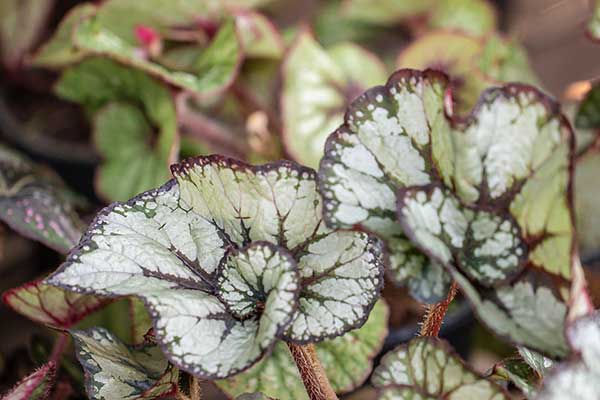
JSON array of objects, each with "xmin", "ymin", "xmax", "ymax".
[
  {"xmin": 537, "ymin": 311, "xmax": 600, "ymax": 399},
  {"xmin": 341, "ymin": 0, "xmax": 433, "ymax": 25},
  {"xmin": 588, "ymin": 0, "xmax": 600, "ymax": 42},
  {"xmin": 0, "ymin": 143, "xmax": 84, "ymax": 252},
  {"xmin": 2, "ymin": 279, "xmax": 108, "ymax": 329},
  {"xmin": 517, "ymin": 347, "xmax": 555, "ymax": 376},
  {"xmin": 73, "ymin": 16, "xmax": 241, "ymax": 96},
  {"xmin": 218, "ymin": 300, "xmax": 389, "ymax": 399},
  {"xmin": 72, "ymin": 328, "xmax": 179, "ymax": 400},
  {"xmin": 372, "ymin": 337, "xmax": 509, "ymax": 399},
  {"xmin": 47, "ymin": 156, "xmax": 384, "ymax": 379},
  {"xmin": 236, "ymin": 10, "xmax": 284, "ymax": 59},
  {"xmin": 476, "ymin": 35, "xmax": 540, "ymax": 86},
  {"xmin": 428, "ymin": 0, "xmax": 497, "ymax": 36},
  {"xmin": 491, "ymin": 357, "xmax": 540, "ymax": 399},
  {"xmin": 0, "ymin": 361, "xmax": 55, "ymax": 400},
  {"xmin": 55, "ymin": 58, "xmax": 177, "ymax": 201},
  {"xmin": 30, "ymin": 4, "xmax": 96, "ymax": 68},
  {"xmin": 282, "ymin": 31, "xmax": 387, "ymax": 169},
  {"xmin": 575, "ymin": 83, "xmax": 600, "ymax": 129},
  {"xmin": 318, "ymin": 69, "xmax": 577, "ymax": 356}
]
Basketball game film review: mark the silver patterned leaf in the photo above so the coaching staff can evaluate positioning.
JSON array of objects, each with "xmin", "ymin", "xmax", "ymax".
[
  {"xmin": 47, "ymin": 156, "xmax": 384, "ymax": 378},
  {"xmin": 72, "ymin": 328, "xmax": 178, "ymax": 400},
  {"xmin": 318, "ymin": 69, "xmax": 578, "ymax": 356},
  {"xmin": 372, "ymin": 337, "xmax": 509, "ymax": 400},
  {"xmin": 536, "ymin": 311, "xmax": 600, "ymax": 400}
]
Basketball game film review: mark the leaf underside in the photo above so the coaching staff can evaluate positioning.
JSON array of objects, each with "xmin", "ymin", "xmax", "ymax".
[{"xmin": 318, "ymin": 69, "xmax": 576, "ymax": 357}]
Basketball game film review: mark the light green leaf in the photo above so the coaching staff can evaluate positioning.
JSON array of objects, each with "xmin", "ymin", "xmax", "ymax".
[
  {"xmin": 537, "ymin": 311, "xmax": 600, "ymax": 399},
  {"xmin": 73, "ymin": 16, "xmax": 241, "ymax": 96},
  {"xmin": 341, "ymin": 0, "xmax": 433, "ymax": 25},
  {"xmin": 588, "ymin": 0, "xmax": 600, "ymax": 42},
  {"xmin": 491, "ymin": 357, "xmax": 539, "ymax": 399},
  {"xmin": 72, "ymin": 328, "xmax": 178, "ymax": 400},
  {"xmin": 0, "ymin": 361, "xmax": 55, "ymax": 400},
  {"xmin": 575, "ymin": 152, "xmax": 600, "ymax": 255},
  {"xmin": 318, "ymin": 69, "xmax": 577, "ymax": 356},
  {"xmin": 477, "ymin": 35, "xmax": 540, "ymax": 86},
  {"xmin": 47, "ymin": 157, "xmax": 384, "ymax": 379},
  {"xmin": 218, "ymin": 300, "xmax": 389, "ymax": 399},
  {"xmin": 0, "ymin": 143, "xmax": 84, "ymax": 252},
  {"xmin": 282, "ymin": 31, "xmax": 386, "ymax": 169},
  {"xmin": 30, "ymin": 3, "xmax": 96, "ymax": 68},
  {"xmin": 2, "ymin": 279, "xmax": 108, "ymax": 329},
  {"xmin": 428, "ymin": 0, "xmax": 497, "ymax": 36},
  {"xmin": 236, "ymin": 10, "xmax": 284, "ymax": 59},
  {"xmin": 55, "ymin": 58, "xmax": 177, "ymax": 201},
  {"xmin": 372, "ymin": 337, "xmax": 509, "ymax": 399}
]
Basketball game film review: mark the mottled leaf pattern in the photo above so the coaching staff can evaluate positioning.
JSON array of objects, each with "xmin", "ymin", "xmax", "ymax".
[
  {"xmin": 491, "ymin": 357, "xmax": 540, "ymax": 399},
  {"xmin": 218, "ymin": 300, "xmax": 389, "ymax": 399},
  {"xmin": 47, "ymin": 156, "xmax": 383, "ymax": 378},
  {"xmin": 0, "ymin": 144, "xmax": 83, "ymax": 252},
  {"xmin": 318, "ymin": 69, "xmax": 577, "ymax": 356},
  {"xmin": 2, "ymin": 279, "xmax": 108, "ymax": 329},
  {"xmin": 0, "ymin": 362, "xmax": 55, "ymax": 400},
  {"xmin": 537, "ymin": 311, "xmax": 600, "ymax": 399},
  {"xmin": 372, "ymin": 337, "xmax": 508, "ymax": 399},
  {"xmin": 282, "ymin": 31, "xmax": 386, "ymax": 169},
  {"xmin": 72, "ymin": 328, "xmax": 178, "ymax": 400}
]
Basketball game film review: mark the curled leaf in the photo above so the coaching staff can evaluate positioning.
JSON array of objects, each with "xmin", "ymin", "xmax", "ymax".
[
  {"xmin": 47, "ymin": 156, "xmax": 384, "ymax": 379},
  {"xmin": 72, "ymin": 328, "xmax": 178, "ymax": 400},
  {"xmin": 318, "ymin": 69, "xmax": 578, "ymax": 356},
  {"xmin": 372, "ymin": 337, "xmax": 509, "ymax": 399}
]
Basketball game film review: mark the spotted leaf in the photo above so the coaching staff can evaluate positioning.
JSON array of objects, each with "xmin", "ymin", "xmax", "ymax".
[
  {"xmin": 46, "ymin": 156, "xmax": 384, "ymax": 379},
  {"xmin": 0, "ymin": 361, "xmax": 55, "ymax": 400},
  {"xmin": 537, "ymin": 311, "xmax": 600, "ymax": 399},
  {"xmin": 72, "ymin": 328, "xmax": 178, "ymax": 400},
  {"xmin": 372, "ymin": 337, "xmax": 509, "ymax": 399},
  {"xmin": 0, "ymin": 143, "xmax": 84, "ymax": 253},
  {"xmin": 218, "ymin": 300, "xmax": 389, "ymax": 399},
  {"xmin": 2, "ymin": 279, "xmax": 109, "ymax": 329},
  {"xmin": 282, "ymin": 31, "xmax": 386, "ymax": 169},
  {"xmin": 318, "ymin": 69, "xmax": 578, "ymax": 356}
]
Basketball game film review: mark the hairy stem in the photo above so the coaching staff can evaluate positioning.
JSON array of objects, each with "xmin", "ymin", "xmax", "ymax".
[
  {"xmin": 287, "ymin": 342, "xmax": 338, "ymax": 400},
  {"xmin": 419, "ymin": 281, "xmax": 458, "ymax": 337},
  {"xmin": 49, "ymin": 333, "xmax": 69, "ymax": 365},
  {"xmin": 189, "ymin": 375, "xmax": 201, "ymax": 400}
]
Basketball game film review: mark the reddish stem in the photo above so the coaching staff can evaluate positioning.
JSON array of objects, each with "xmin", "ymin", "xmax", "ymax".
[
  {"xmin": 49, "ymin": 333, "xmax": 69, "ymax": 365},
  {"xmin": 287, "ymin": 342, "xmax": 338, "ymax": 400},
  {"xmin": 419, "ymin": 282, "xmax": 458, "ymax": 337}
]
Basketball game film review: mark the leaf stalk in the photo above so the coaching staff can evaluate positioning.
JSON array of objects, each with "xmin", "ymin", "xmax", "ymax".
[{"xmin": 287, "ymin": 342, "xmax": 338, "ymax": 400}]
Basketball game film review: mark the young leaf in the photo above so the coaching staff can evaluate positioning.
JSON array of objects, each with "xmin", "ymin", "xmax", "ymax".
[
  {"xmin": 518, "ymin": 347, "xmax": 555, "ymax": 377},
  {"xmin": 72, "ymin": 16, "xmax": 242, "ymax": 97},
  {"xmin": 341, "ymin": 0, "xmax": 433, "ymax": 25},
  {"xmin": 71, "ymin": 327, "xmax": 178, "ymax": 400},
  {"xmin": 491, "ymin": 357, "xmax": 540, "ymax": 398},
  {"xmin": 46, "ymin": 156, "xmax": 384, "ymax": 379},
  {"xmin": 372, "ymin": 337, "xmax": 509, "ymax": 399},
  {"xmin": 282, "ymin": 31, "xmax": 387, "ymax": 169},
  {"xmin": 1, "ymin": 361, "xmax": 55, "ymax": 400},
  {"xmin": 30, "ymin": 4, "xmax": 96, "ymax": 68},
  {"xmin": 55, "ymin": 58, "xmax": 177, "ymax": 201},
  {"xmin": 0, "ymin": 143, "xmax": 84, "ymax": 253},
  {"xmin": 318, "ymin": 69, "xmax": 578, "ymax": 357},
  {"xmin": 218, "ymin": 300, "xmax": 389, "ymax": 399},
  {"xmin": 2, "ymin": 279, "xmax": 109, "ymax": 329},
  {"xmin": 537, "ymin": 311, "xmax": 600, "ymax": 399},
  {"xmin": 428, "ymin": 0, "xmax": 497, "ymax": 36},
  {"xmin": 235, "ymin": 10, "xmax": 284, "ymax": 59},
  {"xmin": 476, "ymin": 35, "xmax": 539, "ymax": 86}
]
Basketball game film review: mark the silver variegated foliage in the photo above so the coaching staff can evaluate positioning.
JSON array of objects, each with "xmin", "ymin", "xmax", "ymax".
[
  {"xmin": 72, "ymin": 328, "xmax": 178, "ymax": 400},
  {"xmin": 318, "ymin": 69, "xmax": 578, "ymax": 357},
  {"xmin": 536, "ymin": 311, "xmax": 600, "ymax": 400},
  {"xmin": 371, "ymin": 337, "xmax": 509, "ymax": 399},
  {"xmin": 47, "ymin": 156, "xmax": 384, "ymax": 379}
]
